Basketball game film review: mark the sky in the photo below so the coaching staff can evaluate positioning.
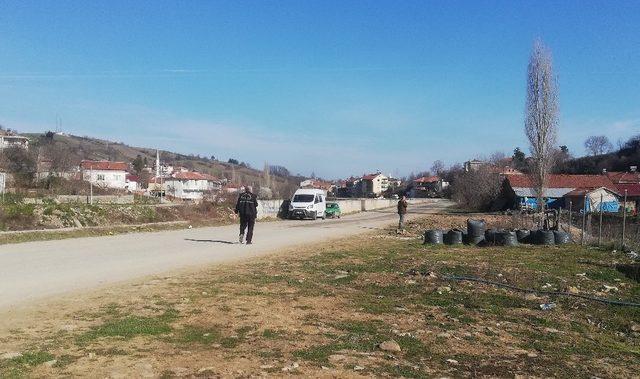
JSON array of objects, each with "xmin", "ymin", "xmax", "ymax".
[{"xmin": 1, "ymin": 1, "xmax": 639, "ymax": 179}]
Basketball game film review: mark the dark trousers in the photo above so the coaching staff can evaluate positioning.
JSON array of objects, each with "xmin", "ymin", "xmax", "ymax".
[{"xmin": 240, "ymin": 215, "xmax": 256, "ymax": 243}]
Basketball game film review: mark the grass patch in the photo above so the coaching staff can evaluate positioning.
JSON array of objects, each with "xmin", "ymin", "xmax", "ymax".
[{"xmin": 77, "ymin": 309, "xmax": 178, "ymax": 344}]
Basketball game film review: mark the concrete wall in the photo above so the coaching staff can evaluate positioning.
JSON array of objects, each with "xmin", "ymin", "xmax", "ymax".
[{"xmin": 256, "ymin": 198, "xmax": 430, "ymax": 219}]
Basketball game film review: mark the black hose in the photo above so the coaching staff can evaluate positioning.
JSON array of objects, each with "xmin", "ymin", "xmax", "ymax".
[{"xmin": 442, "ymin": 274, "xmax": 640, "ymax": 308}]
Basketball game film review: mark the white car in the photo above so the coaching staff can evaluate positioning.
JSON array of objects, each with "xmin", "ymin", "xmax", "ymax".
[{"xmin": 289, "ymin": 188, "xmax": 327, "ymax": 220}]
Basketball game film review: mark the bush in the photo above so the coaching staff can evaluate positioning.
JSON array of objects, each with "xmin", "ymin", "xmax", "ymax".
[{"xmin": 450, "ymin": 167, "xmax": 501, "ymax": 211}]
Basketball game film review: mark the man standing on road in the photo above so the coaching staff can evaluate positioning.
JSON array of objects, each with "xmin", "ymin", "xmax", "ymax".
[
  {"xmin": 397, "ymin": 195, "xmax": 408, "ymax": 233},
  {"xmin": 235, "ymin": 186, "xmax": 258, "ymax": 244}
]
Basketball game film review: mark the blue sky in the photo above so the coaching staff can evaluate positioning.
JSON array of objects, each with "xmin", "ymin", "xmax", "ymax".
[{"xmin": 1, "ymin": 1, "xmax": 639, "ymax": 178}]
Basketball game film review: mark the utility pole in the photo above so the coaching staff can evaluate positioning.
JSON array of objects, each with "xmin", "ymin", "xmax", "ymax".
[
  {"xmin": 598, "ymin": 193, "xmax": 603, "ymax": 246},
  {"xmin": 622, "ymin": 189, "xmax": 627, "ymax": 248},
  {"xmin": 90, "ymin": 164, "xmax": 93, "ymax": 205}
]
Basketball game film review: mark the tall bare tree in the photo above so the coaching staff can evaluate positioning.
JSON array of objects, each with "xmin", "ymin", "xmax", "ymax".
[
  {"xmin": 525, "ymin": 39, "xmax": 559, "ymax": 215},
  {"xmin": 584, "ymin": 135, "xmax": 613, "ymax": 156}
]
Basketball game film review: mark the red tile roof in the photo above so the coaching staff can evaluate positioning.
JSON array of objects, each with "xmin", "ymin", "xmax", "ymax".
[
  {"xmin": 80, "ymin": 160, "xmax": 128, "ymax": 171},
  {"xmin": 616, "ymin": 183, "xmax": 640, "ymax": 197},
  {"xmin": 126, "ymin": 174, "xmax": 139, "ymax": 182},
  {"xmin": 606, "ymin": 171, "xmax": 640, "ymax": 184},
  {"xmin": 414, "ymin": 176, "xmax": 440, "ymax": 183},
  {"xmin": 362, "ymin": 173, "xmax": 382, "ymax": 180},
  {"xmin": 505, "ymin": 174, "xmax": 616, "ymax": 190},
  {"xmin": 565, "ymin": 187, "xmax": 621, "ymax": 197}
]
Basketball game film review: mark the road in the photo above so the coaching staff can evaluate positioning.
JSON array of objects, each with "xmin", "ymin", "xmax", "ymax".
[{"xmin": 0, "ymin": 200, "xmax": 452, "ymax": 310}]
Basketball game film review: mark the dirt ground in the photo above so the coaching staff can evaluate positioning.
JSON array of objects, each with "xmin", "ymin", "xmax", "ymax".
[{"xmin": 1, "ymin": 213, "xmax": 639, "ymax": 378}]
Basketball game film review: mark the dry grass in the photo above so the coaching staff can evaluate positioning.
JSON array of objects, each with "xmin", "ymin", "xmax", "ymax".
[{"xmin": 1, "ymin": 214, "xmax": 639, "ymax": 378}]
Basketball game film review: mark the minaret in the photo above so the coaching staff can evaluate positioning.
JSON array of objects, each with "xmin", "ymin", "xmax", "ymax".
[{"xmin": 156, "ymin": 150, "xmax": 160, "ymax": 178}]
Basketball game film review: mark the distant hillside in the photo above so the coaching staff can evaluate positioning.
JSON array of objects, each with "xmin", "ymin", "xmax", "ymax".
[
  {"xmin": 23, "ymin": 131, "xmax": 304, "ymax": 198},
  {"xmin": 562, "ymin": 134, "xmax": 640, "ymax": 174}
]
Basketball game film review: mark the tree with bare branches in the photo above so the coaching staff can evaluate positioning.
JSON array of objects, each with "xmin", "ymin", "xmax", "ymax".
[
  {"xmin": 525, "ymin": 39, "xmax": 559, "ymax": 216},
  {"xmin": 584, "ymin": 135, "xmax": 613, "ymax": 156}
]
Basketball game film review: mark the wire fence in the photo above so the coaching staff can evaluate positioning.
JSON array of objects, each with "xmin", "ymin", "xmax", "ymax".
[{"xmin": 503, "ymin": 202, "xmax": 639, "ymax": 252}]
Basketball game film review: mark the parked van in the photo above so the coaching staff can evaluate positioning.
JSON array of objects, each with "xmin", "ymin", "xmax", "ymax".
[{"xmin": 289, "ymin": 188, "xmax": 327, "ymax": 220}]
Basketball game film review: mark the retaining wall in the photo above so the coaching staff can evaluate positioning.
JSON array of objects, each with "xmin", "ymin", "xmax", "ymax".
[{"xmin": 256, "ymin": 198, "xmax": 430, "ymax": 219}]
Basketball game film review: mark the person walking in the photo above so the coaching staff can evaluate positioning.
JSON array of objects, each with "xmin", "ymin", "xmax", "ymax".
[
  {"xmin": 235, "ymin": 186, "xmax": 258, "ymax": 244},
  {"xmin": 397, "ymin": 195, "xmax": 408, "ymax": 233}
]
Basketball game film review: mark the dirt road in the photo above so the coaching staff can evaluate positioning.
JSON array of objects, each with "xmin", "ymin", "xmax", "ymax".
[{"xmin": 0, "ymin": 200, "xmax": 452, "ymax": 310}]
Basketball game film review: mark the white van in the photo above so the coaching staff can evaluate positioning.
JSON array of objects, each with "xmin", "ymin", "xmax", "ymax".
[{"xmin": 289, "ymin": 188, "xmax": 327, "ymax": 220}]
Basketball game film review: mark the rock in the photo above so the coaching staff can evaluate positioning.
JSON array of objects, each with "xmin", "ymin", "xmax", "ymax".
[
  {"xmin": 527, "ymin": 352, "xmax": 539, "ymax": 358},
  {"xmin": 602, "ymin": 285, "xmax": 618, "ymax": 292},
  {"xmin": 437, "ymin": 332, "xmax": 452, "ymax": 338},
  {"xmin": 544, "ymin": 328, "xmax": 560, "ymax": 334},
  {"xmin": 630, "ymin": 323, "xmax": 640, "ymax": 332},
  {"xmin": 379, "ymin": 340, "xmax": 401, "ymax": 353},
  {"xmin": 171, "ymin": 367, "xmax": 190, "ymax": 377},
  {"xmin": 354, "ymin": 365, "xmax": 365, "ymax": 371},
  {"xmin": 259, "ymin": 364, "xmax": 275, "ymax": 369},
  {"xmin": 524, "ymin": 293, "xmax": 539, "ymax": 301},
  {"xmin": 1, "ymin": 352, "xmax": 22, "ymax": 360},
  {"xmin": 334, "ymin": 274, "xmax": 349, "ymax": 279},
  {"xmin": 568, "ymin": 286, "xmax": 579, "ymax": 294},
  {"xmin": 436, "ymin": 286, "xmax": 451, "ymax": 294},
  {"xmin": 282, "ymin": 362, "xmax": 300, "ymax": 372},
  {"xmin": 446, "ymin": 359, "xmax": 459, "ymax": 365},
  {"xmin": 197, "ymin": 367, "xmax": 217, "ymax": 375},
  {"xmin": 44, "ymin": 360, "xmax": 58, "ymax": 367}
]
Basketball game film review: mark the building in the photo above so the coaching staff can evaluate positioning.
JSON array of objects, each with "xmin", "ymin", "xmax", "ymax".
[
  {"xmin": 464, "ymin": 159, "xmax": 485, "ymax": 172},
  {"xmin": 165, "ymin": 171, "xmax": 222, "ymax": 200},
  {"xmin": 616, "ymin": 184, "xmax": 640, "ymax": 214},
  {"xmin": 564, "ymin": 187, "xmax": 621, "ymax": 213},
  {"xmin": 299, "ymin": 179, "xmax": 334, "ymax": 192},
  {"xmin": 80, "ymin": 160, "xmax": 129, "ymax": 189},
  {"xmin": 0, "ymin": 132, "xmax": 29, "ymax": 150},
  {"xmin": 411, "ymin": 176, "xmax": 449, "ymax": 197},
  {"xmin": 125, "ymin": 174, "xmax": 140, "ymax": 192},
  {"xmin": 500, "ymin": 174, "xmax": 619, "ymax": 210},
  {"xmin": 361, "ymin": 173, "xmax": 389, "ymax": 197}
]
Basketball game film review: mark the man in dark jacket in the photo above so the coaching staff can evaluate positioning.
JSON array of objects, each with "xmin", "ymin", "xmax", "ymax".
[
  {"xmin": 235, "ymin": 186, "xmax": 259, "ymax": 244},
  {"xmin": 397, "ymin": 195, "xmax": 408, "ymax": 233}
]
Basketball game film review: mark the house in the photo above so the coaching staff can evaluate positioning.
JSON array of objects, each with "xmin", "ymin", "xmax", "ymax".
[
  {"xmin": 165, "ymin": 171, "xmax": 222, "ymax": 200},
  {"xmin": 464, "ymin": 159, "xmax": 485, "ymax": 172},
  {"xmin": 500, "ymin": 174, "xmax": 619, "ymax": 210},
  {"xmin": 125, "ymin": 174, "xmax": 139, "ymax": 192},
  {"xmin": 411, "ymin": 176, "xmax": 449, "ymax": 197},
  {"xmin": 0, "ymin": 132, "xmax": 29, "ymax": 150},
  {"xmin": 606, "ymin": 169, "xmax": 640, "ymax": 214},
  {"xmin": 300, "ymin": 179, "xmax": 333, "ymax": 192},
  {"xmin": 80, "ymin": 160, "xmax": 129, "ymax": 189},
  {"xmin": 564, "ymin": 187, "xmax": 621, "ymax": 213},
  {"xmin": 361, "ymin": 173, "xmax": 389, "ymax": 197}
]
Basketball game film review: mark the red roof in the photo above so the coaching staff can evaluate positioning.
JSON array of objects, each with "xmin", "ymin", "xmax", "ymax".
[
  {"xmin": 565, "ymin": 187, "xmax": 620, "ymax": 197},
  {"xmin": 505, "ymin": 174, "xmax": 616, "ymax": 190},
  {"xmin": 606, "ymin": 171, "xmax": 640, "ymax": 184},
  {"xmin": 362, "ymin": 173, "xmax": 382, "ymax": 180},
  {"xmin": 170, "ymin": 172, "xmax": 218, "ymax": 181},
  {"xmin": 126, "ymin": 174, "xmax": 139, "ymax": 182},
  {"xmin": 80, "ymin": 160, "xmax": 128, "ymax": 171},
  {"xmin": 616, "ymin": 183, "xmax": 640, "ymax": 197},
  {"xmin": 414, "ymin": 176, "xmax": 440, "ymax": 183}
]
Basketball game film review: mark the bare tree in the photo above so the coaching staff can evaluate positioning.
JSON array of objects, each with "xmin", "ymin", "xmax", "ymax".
[
  {"xmin": 525, "ymin": 39, "xmax": 559, "ymax": 215},
  {"xmin": 430, "ymin": 160, "xmax": 445, "ymax": 176},
  {"xmin": 584, "ymin": 135, "xmax": 613, "ymax": 156}
]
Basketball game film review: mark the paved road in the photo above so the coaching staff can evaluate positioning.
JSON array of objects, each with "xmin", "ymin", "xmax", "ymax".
[{"xmin": 0, "ymin": 200, "xmax": 452, "ymax": 310}]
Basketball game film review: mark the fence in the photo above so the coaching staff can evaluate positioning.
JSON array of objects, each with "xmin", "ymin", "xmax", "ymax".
[{"xmin": 508, "ymin": 198, "xmax": 640, "ymax": 251}]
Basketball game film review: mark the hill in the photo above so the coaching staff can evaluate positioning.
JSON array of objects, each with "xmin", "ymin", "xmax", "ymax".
[{"xmin": 21, "ymin": 131, "xmax": 303, "ymax": 198}]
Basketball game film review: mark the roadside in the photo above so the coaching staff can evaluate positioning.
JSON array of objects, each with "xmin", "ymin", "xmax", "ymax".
[{"xmin": 1, "ymin": 213, "xmax": 638, "ymax": 377}]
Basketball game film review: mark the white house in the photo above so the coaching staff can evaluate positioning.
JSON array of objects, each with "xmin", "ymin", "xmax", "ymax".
[
  {"xmin": 165, "ymin": 171, "xmax": 222, "ymax": 200},
  {"xmin": 81, "ymin": 160, "xmax": 129, "ymax": 189},
  {"xmin": 0, "ymin": 132, "xmax": 29, "ymax": 150},
  {"xmin": 362, "ymin": 173, "xmax": 389, "ymax": 196},
  {"xmin": 125, "ymin": 174, "xmax": 140, "ymax": 192}
]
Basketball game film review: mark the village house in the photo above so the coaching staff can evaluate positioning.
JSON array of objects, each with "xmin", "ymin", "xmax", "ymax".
[
  {"xmin": 606, "ymin": 167, "xmax": 640, "ymax": 213},
  {"xmin": 500, "ymin": 174, "xmax": 620, "ymax": 212},
  {"xmin": 80, "ymin": 160, "xmax": 129, "ymax": 189},
  {"xmin": 125, "ymin": 174, "xmax": 140, "ymax": 192},
  {"xmin": 361, "ymin": 173, "xmax": 389, "ymax": 197},
  {"xmin": 0, "ymin": 132, "xmax": 29, "ymax": 150},
  {"xmin": 164, "ymin": 171, "xmax": 222, "ymax": 200},
  {"xmin": 299, "ymin": 179, "xmax": 334, "ymax": 192},
  {"xmin": 411, "ymin": 176, "xmax": 449, "ymax": 197}
]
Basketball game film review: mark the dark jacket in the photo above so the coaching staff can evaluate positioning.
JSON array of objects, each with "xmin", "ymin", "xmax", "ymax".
[
  {"xmin": 235, "ymin": 191, "xmax": 259, "ymax": 218},
  {"xmin": 397, "ymin": 199, "xmax": 408, "ymax": 215}
]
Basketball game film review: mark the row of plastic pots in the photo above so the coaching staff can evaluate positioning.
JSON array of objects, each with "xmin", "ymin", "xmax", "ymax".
[{"xmin": 424, "ymin": 228, "xmax": 571, "ymax": 246}]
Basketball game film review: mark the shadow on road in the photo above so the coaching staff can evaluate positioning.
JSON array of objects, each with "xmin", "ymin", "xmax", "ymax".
[{"xmin": 185, "ymin": 238, "xmax": 236, "ymax": 245}]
